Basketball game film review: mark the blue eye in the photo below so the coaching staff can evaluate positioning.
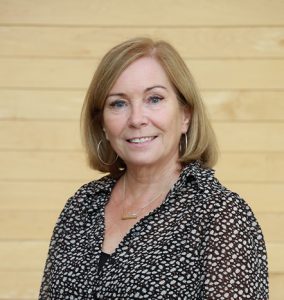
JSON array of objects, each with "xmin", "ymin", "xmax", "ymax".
[
  {"xmin": 109, "ymin": 100, "xmax": 127, "ymax": 108},
  {"xmin": 149, "ymin": 95, "xmax": 164, "ymax": 104}
]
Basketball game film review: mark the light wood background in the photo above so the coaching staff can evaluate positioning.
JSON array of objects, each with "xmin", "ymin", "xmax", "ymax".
[{"xmin": 0, "ymin": 0, "xmax": 283, "ymax": 299}]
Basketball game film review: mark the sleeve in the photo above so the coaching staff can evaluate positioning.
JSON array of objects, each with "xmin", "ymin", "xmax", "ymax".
[
  {"xmin": 38, "ymin": 196, "xmax": 75, "ymax": 299},
  {"xmin": 200, "ymin": 194, "xmax": 269, "ymax": 300}
]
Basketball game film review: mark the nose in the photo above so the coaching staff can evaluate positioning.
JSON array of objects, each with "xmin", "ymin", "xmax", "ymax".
[{"xmin": 128, "ymin": 103, "xmax": 148, "ymax": 128}]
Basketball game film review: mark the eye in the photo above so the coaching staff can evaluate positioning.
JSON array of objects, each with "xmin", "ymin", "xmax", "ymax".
[
  {"xmin": 109, "ymin": 99, "xmax": 127, "ymax": 109},
  {"xmin": 148, "ymin": 95, "xmax": 164, "ymax": 104}
]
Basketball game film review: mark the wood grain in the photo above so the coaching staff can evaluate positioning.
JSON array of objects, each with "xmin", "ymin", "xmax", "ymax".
[
  {"xmin": 224, "ymin": 183, "xmax": 284, "ymax": 213},
  {"xmin": 213, "ymin": 122, "xmax": 284, "ymax": 152},
  {"xmin": 203, "ymin": 90, "xmax": 284, "ymax": 122},
  {"xmin": 0, "ymin": 181, "xmax": 86, "ymax": 210},
  {"xmin": 0, "ymin": 120, "xmax": 82, "ymax": 150},
  {"xmin": 0, "ymin": 151, "xmax": 96, "ymax": 181},
  {"xmin": 0, "ymin": 1, "xmax": 282, "ymax": 298},
  {"xmin": 0, "ymin": 241, "xmax": 49, "ymax": 271},
  {"xmin": 0, "ymin": 270, "xmax": 42, "ymax": 299},
  {"xmin": 0, "ymin": 0, "xmax": 283, "ymax": 26},
  {"xmin": 216, "ymin": 153, "xmax": 284, "ymax": 182},
  {"xmin": 1, "ymin": 26, "xmax": 283, "ymax": 58},
  {"xmin": 1, "ymin": 58, "xmax": 284, "ymax": 89},
  {"xmin": 0, "ymin": 210, "xmax": 58, "ymax": 240}
]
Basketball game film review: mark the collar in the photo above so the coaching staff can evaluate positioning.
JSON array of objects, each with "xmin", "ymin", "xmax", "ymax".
[
  {"xmin": 91, "ymin": 160, "xmax": 215, "ymax": 201},
  {"xmin": 175, "ymin": 160, "xmax": 215, "ymax": 191}
]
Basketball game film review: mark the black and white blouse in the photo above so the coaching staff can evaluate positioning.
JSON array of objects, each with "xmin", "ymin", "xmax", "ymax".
[{"xmin": 39, "ymin": 161, "xmax": 269, "ymax": 299}]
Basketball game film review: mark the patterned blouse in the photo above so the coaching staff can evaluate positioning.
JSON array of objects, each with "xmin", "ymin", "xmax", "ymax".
[{"xmin": 39, "ymin": 161, "xmax": 269, "ymax": 299}]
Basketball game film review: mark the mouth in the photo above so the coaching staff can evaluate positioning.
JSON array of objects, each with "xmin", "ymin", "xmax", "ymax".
[{"xmin": 126, "ymin": 136, "xmax": 157, "ymax": 144}]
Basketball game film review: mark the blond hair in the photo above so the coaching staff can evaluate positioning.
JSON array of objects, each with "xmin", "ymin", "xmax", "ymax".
[{"xmin": 81, "ymin": 37, "xmax": 218, "ymax": 177}]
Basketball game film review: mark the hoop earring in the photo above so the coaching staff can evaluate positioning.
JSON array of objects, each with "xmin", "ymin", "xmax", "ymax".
[
  {"xmin": 97, "ymin": 140, "xmax": 118, "ymax": 166},
  {"xmin": 179, "ymin": 133, "xmax": 188, "ymax": 155}
]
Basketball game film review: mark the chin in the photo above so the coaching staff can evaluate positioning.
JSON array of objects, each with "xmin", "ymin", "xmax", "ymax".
[{"xmin": 124, "ymin": 156, "xmax": 160, "ymax": 167}]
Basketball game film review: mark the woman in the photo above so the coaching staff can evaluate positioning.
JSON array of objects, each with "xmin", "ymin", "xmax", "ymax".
[{"xmin": 39, "ymin": 37, "xmax": 268, "ymax": 299}]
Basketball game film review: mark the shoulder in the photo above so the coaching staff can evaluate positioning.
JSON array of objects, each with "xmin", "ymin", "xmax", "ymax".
[
  {"xmin": 73, "ymin": 174, "xmax": 115, "ymax": 199},
  {"xmin": 59, "ymin": 174, "xmax": 116, "ymax": 217},
  {"xmin": 209, "ymin": 179, "xmax": 254, "ymax": 222},
  {"xmin": 200, "ymin": 178, "xmax": 265, "ymax": 244},
  {"xmin": 183, "ymin": 161, "xmax": 262, "ymax": 235}
]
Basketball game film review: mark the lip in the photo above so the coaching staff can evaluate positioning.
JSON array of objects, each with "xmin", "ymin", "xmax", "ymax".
[{"xmin": 126, "ymin": 136, "xmax": 157, "ymax": 144}]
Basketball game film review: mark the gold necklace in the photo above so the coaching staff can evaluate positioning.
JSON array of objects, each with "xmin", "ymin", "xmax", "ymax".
[{"xmin": 121, "ymin": 175, "xmax": 166, "ymax": 220}]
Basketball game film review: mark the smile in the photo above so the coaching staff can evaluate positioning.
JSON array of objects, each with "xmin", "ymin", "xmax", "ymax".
[{"xmin": 127, "ymin": 136, "xmax": 157, "ymax": 144}]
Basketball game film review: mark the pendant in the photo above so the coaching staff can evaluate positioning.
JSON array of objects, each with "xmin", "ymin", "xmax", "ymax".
[{"xmin": 121, "ymin": 213, "xmax": 138, "ymax": 220}]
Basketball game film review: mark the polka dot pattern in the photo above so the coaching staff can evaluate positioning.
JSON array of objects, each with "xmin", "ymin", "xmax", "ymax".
[{"xmin": 39, "ymin": 161, "xmax": 269, "ymax": 299}]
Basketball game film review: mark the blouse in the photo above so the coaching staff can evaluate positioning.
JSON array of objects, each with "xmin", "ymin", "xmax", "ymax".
[{"xmin": 39, "ymin": 161, "xmax": 269, "ymax": 299}]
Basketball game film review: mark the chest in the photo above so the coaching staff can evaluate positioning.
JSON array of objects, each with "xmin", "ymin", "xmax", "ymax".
[
  {"xmin": 102, "ymin": 193, "xmax": 167, "ymax": 254},
  {"xmin": 95, "ymin": 213, "xmax": 205, "ymax": 299},
  {"xmin": 50, "ymin": 188, "xmax": 210, "ymax": 299}
]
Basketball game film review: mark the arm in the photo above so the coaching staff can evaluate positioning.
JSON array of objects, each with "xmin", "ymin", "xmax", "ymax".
[
  {"xmin": 38, "ymin": 196, "xmax": 75, "ymax": 299},
  {"xmin": 201, "ymin": 194, "xmax": 269, "ymax": 299}
]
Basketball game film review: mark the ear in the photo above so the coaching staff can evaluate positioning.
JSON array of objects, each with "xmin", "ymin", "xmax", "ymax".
[{"xmin": 181, "ymin": 106, "xmax": 191, "ymax": 133}]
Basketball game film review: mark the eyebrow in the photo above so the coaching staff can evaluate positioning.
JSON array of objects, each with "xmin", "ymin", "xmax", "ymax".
[
  {"xmin": 145, "ymin": 85, "xmax": 167, "ymax": 92},
  {"xmin": 107, "ymin": 85, "xmax": 167, "ymax": 98}
]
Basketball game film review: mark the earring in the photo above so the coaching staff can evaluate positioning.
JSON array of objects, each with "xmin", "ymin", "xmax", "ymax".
[
  {"xmin": 179, "ymin": 133, "xmax": 188, "ymax": 155},
  {"xmin": 97, "ymin": 140, "xmax": 118, "ymax": 166}
]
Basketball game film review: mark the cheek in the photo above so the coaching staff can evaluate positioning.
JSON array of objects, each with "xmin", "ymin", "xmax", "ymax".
[{"xmin": 103, "ymin": 115, "xmax": 124, "ymax": 138}]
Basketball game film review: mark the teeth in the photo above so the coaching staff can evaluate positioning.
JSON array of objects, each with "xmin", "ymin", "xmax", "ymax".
[{"xmin": 128, "ymin": 137, "xmax": 154, "ymax": 144}]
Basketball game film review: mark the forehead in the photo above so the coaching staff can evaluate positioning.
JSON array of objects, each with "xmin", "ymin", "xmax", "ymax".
[{"xmin": 110, "ymin": 56, "xmax": 172, "ymax": 92}]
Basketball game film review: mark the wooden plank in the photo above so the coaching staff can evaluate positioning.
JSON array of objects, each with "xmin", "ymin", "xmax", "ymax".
[
  {"xmin": 0, "ymin": 271, "xmax": 41, "ymax": 299},
  {"xmin": 0, "ymin": 57, "xmax": 94, "ymax": 89},
  {"xmin": 0, "ymin": 241, "xmax": 49, "ymax": 271},
  {"xmin": 270, "ymin": 274, "xmax": 284, "ymax": 300},
  {"xmin": 1, "ymin": 90, "xmax": 283, "ymax": 122},
  {"xmin": 0, "ymin": 0, "xmax": 283, "ymax": 26},
  {"xmin": 0, "ymin": 240, "xmax": 282, "ymax": 273},
  {"xmin": 1, "ymin": 58, "xmax": 284, "ymax": 89},
  {"xmin": 0, "ymin": 151, "xmax": 97, "ymax": 181},
  {"xmin": 0, "ymin": 271, "xmax": 282, "ymax": 300},
  {"xmin": 0, "ymin": 151, "xmax": 283, "ymax": 182},
  {"xmin": 0, "ymin": 181, "xmax": 87, "ymax": 210},
  {"xmin": 0, "ymin": 120, "xmax": 82, "ymax": 150},
  {"xmin": 223, "ymin": 183, "xmax": 284, "ymax": 213},
  {"xmin": 1, "ymin": 181, "xmax": 282, "ymax": 213},
  {"xmin": 189, "ymin": 59, "xmax": 284, "ymax": 90},
  {"xmin": 257, "ymin": 214, "xmax": 284, "ymax": 243},
  {"xmin": 1, "ymin": 26, "xmax": 284, "ymax": 58},
  {"xmin": 203, "ymin": 90, "xmax": 284, "ymax": 122},
  {"xmin": 213, "ymin": 122, "xmax": 284, "ymax": 152},
  {"xmin": 0, "ymin": 210, "xmax": 282, "ymax": 241},
  {"xmin": 267, "ymin": 243, "xmax": 284, "ymax": 274},
  {"xmin": 1, "ymin": 120, "xmax": 283, "ymax": 151},
  {"xmin": 0, "ymin": 210, "xmax": 59, "ymax": 240},
  {"xmin": 0, "ymin": 89, "xmax": 84, "ymax": 120},
  {"xmin": 216, "ymin": 153, "xmax": 284, "ymax": 183}
]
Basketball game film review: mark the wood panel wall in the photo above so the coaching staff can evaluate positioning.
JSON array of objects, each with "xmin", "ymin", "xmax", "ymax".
[{"xmin": 0, "ymin": 0, "xmax": 283, "ymax": 299}]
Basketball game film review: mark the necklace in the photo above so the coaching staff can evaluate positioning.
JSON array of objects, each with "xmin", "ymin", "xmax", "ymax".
[{"xmin": 121, "ymin": 175, "xmax": 166, "ymax": 220}]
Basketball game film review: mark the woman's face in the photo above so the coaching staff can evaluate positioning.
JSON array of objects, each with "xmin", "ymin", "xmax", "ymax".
[{"xmin": 103, "ymin": 56, "xmax": 190, "ymax": 170}]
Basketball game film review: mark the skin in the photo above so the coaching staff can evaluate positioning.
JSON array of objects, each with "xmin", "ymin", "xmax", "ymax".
[{"xmin": 102, "ymin": 56, "xmax": 191, "ymax": 254}]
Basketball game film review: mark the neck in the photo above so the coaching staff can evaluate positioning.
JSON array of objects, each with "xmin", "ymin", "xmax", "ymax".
[{"xmin": 123, "ymin": 160, "xmax": 182, "ymax": 205}]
